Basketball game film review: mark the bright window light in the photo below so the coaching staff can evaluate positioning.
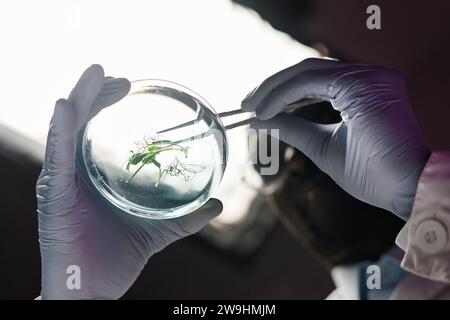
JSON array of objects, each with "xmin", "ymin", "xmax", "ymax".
[{"xmin": 0, "ymin": 0, "xmax": 318, "ymax": 224}]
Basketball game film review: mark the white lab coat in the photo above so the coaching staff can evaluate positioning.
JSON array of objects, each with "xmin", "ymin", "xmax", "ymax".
[{"xmin": 329, "ymin": 151, "xmax": 450, "ymax": 300}]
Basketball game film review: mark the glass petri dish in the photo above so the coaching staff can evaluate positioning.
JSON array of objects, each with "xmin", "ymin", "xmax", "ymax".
[{"xmin": 80, "ymin": 79, "xmax": 228, "ymax": 219}]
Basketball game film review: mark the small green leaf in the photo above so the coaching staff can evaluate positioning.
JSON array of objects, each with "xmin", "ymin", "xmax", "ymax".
[
  {"xmin": 129, "ymin": 153, "xmax": 147, "ymax": 165},
  {"xmin": 142, "ymin": 154, "xmax": 155, "ymax": 164},
  {"xmin": 148, "ymin": 145, "xmax": 158, "ymax": 153},
  {"xmin": 151, "ymin": 159, "xmax": 161, "ymax": 168}
]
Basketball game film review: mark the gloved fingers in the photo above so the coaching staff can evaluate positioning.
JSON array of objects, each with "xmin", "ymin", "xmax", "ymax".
[
  {"xmin": 89, "ymin": 77, "xmax": 131, "ymax": 120},
  {"xmin": 241, "ymin": 58, "xmax": 343, "ymax": 113},
  {"xmin": 43, "ymin": 66, "xmax": 129, "ymax": 175},
  {"xmin": 255, "ymin": 69, "xmax": 341, "ymax": 120},
  {"xmin": 329, "ymin": 67, "xmax": 405, "ymax": 117},
  {"xmin": 177, "ymin": 198, "xmax": 223, "ymax": 235},
  {"xmin": 68, "ymin": 64, "xmax": 105, "ymax": 129},
  {"xmin": 43, "ymin": 98, "xmax": 77, "ymax": 173},
  {"xmin": 251, "ymin": 114, "xmax": 339, "ymax": 172}
]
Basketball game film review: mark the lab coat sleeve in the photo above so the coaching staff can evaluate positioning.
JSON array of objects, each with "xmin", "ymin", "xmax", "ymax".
[{"xmin": 396, "ymin": 150, "xmax": 450, "ymax": 283}]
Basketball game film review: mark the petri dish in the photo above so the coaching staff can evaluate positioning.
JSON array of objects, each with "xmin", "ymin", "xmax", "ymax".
[{"xmin": 80, "ymin": 79, "xmax": 228, "ymax": 219}]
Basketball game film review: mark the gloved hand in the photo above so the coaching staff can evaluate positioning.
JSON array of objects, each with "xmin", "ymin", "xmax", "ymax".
[
  {"xmin": 242, "ymin": 58, "xmax": 430, "ymax": 220},
  {"xmin": 37, "ymin": 65, "xmax": 222, "ymax": 299}
]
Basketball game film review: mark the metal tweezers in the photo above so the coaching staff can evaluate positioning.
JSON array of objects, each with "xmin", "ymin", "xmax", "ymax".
[{"xmin": 158, "ymin": 98, "xmax": 323, "ymax": 144}]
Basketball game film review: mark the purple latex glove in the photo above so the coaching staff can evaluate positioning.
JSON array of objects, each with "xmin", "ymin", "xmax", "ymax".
[
  {"xmin": 242, "ymin": 58, "xmax": 430, "ymax": 220},
  {"xmin": 37, "ymin": 65, "xmax": 222, "ymax": 299}
]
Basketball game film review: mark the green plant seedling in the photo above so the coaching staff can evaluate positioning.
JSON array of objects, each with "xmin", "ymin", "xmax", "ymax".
[{"xmin": 123, "ymin": 137, "xmax": 205, "ymax": 186}]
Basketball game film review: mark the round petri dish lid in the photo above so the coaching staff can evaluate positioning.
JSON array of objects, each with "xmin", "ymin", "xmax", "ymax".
[{"xmin": 81, "ymin": 79, "xmax": 228, "ymax": 219}]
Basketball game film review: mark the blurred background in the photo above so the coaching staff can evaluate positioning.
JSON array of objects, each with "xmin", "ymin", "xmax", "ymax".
[{"xmin": 1, "ymin": 0, "xmax": 450, "ymax": 299}]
